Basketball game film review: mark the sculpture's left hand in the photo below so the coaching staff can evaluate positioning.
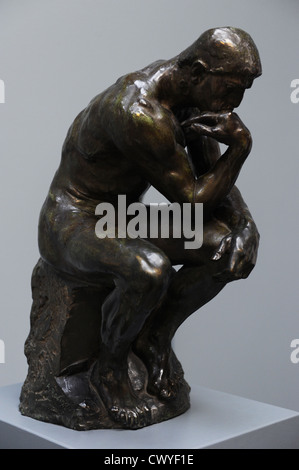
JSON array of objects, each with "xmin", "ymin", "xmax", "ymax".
[{"xmin": 212, "ymin": 218, "xmax": 260, "ymax": 283}]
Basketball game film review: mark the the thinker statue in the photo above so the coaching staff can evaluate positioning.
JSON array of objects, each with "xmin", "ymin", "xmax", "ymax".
[{"xmin": 20, "ymin": 27, "xmax": 261, "ymax": 430}]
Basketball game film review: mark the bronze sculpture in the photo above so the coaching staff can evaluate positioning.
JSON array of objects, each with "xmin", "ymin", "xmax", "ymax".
[{"xmin": 20, "ymin": 27, "xmax": 262, "ymax": 430}]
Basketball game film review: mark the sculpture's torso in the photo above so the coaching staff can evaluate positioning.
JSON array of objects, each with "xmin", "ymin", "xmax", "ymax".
[{"xmin": 47, "ymin": 60, "xmax": 186, "ymax": 212}]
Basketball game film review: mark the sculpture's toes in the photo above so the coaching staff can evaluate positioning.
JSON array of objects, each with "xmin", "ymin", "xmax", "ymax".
[{"xmin": 110, "ymin": 403, "xmax": 151, "ymax": 429}]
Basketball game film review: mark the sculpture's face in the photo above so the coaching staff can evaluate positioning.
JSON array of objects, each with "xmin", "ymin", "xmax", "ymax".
[{"xmin": 191, "ymin": 72, "xmax": 253, "ymax": 112}]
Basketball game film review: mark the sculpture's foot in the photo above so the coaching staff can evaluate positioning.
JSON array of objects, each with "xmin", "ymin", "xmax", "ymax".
[
  {"xmin": 21, "ymin": 352, "xmax": 190, "ymax": 430},
  {"xmin": 133, "ymin": 339, "xmax": 186, "ymax": 401},
  {"xmin": 90, "ymin": 363, "xmax": 153, "ymax": 429}
]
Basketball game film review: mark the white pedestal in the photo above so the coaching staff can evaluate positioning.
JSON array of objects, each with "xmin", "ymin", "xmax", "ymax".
[{"xmin": 0, "ymin": 383, "xmax": 298, "ymax": 449}]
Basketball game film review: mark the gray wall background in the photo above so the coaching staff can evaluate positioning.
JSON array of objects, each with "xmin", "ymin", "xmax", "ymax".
[{"xmin": 0, "ymin": 0, "xmax": 298, "ymax": 413}]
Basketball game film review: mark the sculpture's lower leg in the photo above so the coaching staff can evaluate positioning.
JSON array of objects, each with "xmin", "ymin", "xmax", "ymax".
[
  {"xmin": 133, "ymin": 264, "xmax": 226, "ymax": 400},
  {"xmin": 90, "ymin": 268, "xmax": 172, "ymax": 428}
]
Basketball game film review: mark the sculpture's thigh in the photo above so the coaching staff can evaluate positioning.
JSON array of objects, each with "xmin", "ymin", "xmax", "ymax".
[{"xmin": 39, "ymin": 206, "xmax": 171, "ymax": 287}]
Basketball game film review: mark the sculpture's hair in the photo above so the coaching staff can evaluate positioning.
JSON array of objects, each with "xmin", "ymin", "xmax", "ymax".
[{"xmin": 178, "ymin": 27, "xmax": 262, "ymax": 78}]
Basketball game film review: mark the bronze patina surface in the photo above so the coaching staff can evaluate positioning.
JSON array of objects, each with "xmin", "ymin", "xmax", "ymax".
[{"xmin": 20, "ymin": 27, "xmax": 261, "ymax": 430}]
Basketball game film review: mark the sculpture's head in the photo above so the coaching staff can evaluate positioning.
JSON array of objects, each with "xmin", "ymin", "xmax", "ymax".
[{"xmin": 177, "ymin": 27, "xmax": 262, "ymax": 112}]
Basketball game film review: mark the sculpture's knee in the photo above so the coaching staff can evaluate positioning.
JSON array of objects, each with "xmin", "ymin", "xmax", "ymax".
[{"xmin": 128, "ymin": 251, "xmax": 172, "ymax": 306}]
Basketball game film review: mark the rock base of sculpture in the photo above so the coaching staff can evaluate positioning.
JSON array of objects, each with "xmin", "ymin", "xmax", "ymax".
[{"xmin": 19, "ymin": 259, "xmax": 191, "ymax": 430}]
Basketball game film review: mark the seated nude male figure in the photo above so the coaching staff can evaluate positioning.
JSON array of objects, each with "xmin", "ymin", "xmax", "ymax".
[{"xmin": 38, "ymin": 27, "xmax": 262, "ymax": 426}]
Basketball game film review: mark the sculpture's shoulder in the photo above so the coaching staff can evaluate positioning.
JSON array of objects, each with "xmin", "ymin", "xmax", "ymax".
[
  {"xmin": 102, "ymin": 72, "xmax": 164, "ymax": 119},
  {"xmin": 100, "ymin": 70, "xmax": 175, "ymax": 149}
]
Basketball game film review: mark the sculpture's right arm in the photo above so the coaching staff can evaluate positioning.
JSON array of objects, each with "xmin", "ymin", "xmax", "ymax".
[{"xmin": 106, "ymin": 105, "xmax": 251, "ymax": 216}]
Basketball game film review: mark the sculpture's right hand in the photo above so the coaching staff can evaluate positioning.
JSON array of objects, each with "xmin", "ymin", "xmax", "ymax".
[{"xmin": 182, "ymin": 111, "xmax": 252, "ymax": 152}]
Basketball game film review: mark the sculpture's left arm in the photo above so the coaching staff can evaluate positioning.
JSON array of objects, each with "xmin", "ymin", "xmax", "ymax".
[{"xmin": 187, "ymin": 134, "xmax": 260, "ymax": 282}]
